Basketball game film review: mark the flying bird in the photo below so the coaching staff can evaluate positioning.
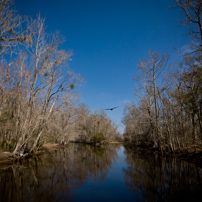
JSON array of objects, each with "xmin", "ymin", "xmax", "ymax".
[{"xmin": 105, "ymin": 106, "xmax": 119, "ymax": 111}]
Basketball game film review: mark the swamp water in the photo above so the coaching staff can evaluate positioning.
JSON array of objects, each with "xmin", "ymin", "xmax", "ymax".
[{"xmin": 0, "ymin": 143, "xmax": 202, "ymax": 202}]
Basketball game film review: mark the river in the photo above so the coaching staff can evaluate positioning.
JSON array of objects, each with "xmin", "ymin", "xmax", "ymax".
[{"xmin": 0, "ymin": 143, "xmax": 202, "ymax": 202}]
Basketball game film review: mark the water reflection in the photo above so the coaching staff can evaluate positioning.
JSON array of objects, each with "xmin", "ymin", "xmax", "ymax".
[
  {"xmin": 0, "ymin": 144, "xmax": 202, "ymax": 202},
  {"xmin": 123, "ymin": 147, "xmax": 202, "ymax": 202},
  {"xmin": 0, "ymin": 144, "xmax": 120, "ymax": 202}
]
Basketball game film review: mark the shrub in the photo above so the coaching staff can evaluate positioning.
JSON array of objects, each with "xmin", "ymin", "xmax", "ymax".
[{"xmin": 90, "ymin": 133, "xmax": 105, "ymax": 143}]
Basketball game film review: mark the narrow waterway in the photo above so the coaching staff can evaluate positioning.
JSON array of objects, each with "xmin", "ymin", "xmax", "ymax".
[{"xmin": 0, "ymin": 144, "xmax": 202, "ymax": 202}]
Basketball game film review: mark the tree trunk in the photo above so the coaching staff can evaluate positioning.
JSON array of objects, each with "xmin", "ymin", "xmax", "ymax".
[
  {"xmin": 192, "ymin": 113, "xmax": 196, "ymax": 143},
  {"xmin": 31, "ymin": 130, "xmax": 43, "ymax": 152}
]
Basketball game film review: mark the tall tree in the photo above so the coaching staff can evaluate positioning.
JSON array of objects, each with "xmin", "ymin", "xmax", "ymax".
[
  {"xmin": 135, "ymin": 50, "xmax": 169, "ymax": 149},
  {"xmin": 12, "ymin": 16, "xmax": 81, "ymax": 153}
]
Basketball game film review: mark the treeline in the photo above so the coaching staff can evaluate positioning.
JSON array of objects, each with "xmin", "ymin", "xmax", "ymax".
[
  {"xmin": 123, "ymin": 0, "xmax": 202, "ymax": 153},
  {"xmin": 0, "ymin": 0, "xmax": 120, "ymax": 153}
]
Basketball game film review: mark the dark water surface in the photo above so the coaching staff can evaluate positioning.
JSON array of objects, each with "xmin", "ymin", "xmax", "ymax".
[{"xmin": 0, "ymin": 144, "xmax": 202, "ymax": 202}]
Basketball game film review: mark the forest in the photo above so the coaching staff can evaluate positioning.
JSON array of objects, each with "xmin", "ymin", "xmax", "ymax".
[
  {"xmin": 1, "ymin": 0, "xmax": 202, "ymax": 156},
  {"xmin": 123, "ymin": 0, "xmax": 202, "ymax": 153},
  {"xmin": 0, "ymin": 0, "xmax": 121, "ymax": 155}
]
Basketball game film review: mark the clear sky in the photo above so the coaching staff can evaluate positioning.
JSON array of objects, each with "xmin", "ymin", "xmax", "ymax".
[{"xmin": 14, "ymin": 0, "xmax": 190, "ymax": 134}]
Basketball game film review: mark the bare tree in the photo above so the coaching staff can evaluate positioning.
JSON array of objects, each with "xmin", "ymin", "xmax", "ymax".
[
  {"xmin": 175, "ymin": 0, "xmax": 202, "ymax": 50},
  {"xmin": 0, "ymin": 0, "xmax": 32, "ymax": 55},
  {"xmin": 135, "ymin": 50, "xmax": 169, "ymax": 149},
  {"xmin": 12, "ymin": 16, "xmax": 82, "ymax": 153}
]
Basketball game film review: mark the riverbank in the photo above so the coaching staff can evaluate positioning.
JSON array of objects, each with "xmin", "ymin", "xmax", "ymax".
[
  {"xmin": 0, "ymin": 142, "xmax": 124, "ymax": 166},
  {"xmin": 124, "ymin": 143, "xmax": 202, "ymax": 167},
  {"xmin": 2, "ymin": 141, "xmax": 201, "ymax": 168},
  {"xmin": 0, "ymin": 143, "xmax": 64, "ymax": 166}
]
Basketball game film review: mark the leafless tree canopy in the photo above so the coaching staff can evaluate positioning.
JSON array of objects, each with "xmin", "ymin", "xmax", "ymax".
[
  {"xmin": 175, "ymin": 0, "xmax": 202, "ymax": 51},
  {"xmin": 0, "ymin": 0, "xmax": 119, "ymax": 154},
  {"xmin": 122, "ymin": 0, "xmax": 202, "ymax": 153}
]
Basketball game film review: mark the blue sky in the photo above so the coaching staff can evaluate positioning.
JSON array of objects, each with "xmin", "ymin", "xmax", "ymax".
[{"xmin": 15, "ymin": 0, "xmax": 190, "ymax": 133}]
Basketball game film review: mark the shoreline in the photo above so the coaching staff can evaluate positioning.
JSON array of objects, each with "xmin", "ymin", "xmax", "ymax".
[
  {"xmin": 124, "ymin": 143, "xmax": 202, "ymax": 167},
  {"xmin": 0, "ymin": 142, "xmax": 122, "ymax": 165},
  {"xmin": 1, "ymin": 142, "xmax": 202, "ymax": 168},
  {"xmin": 0, "ymin": 143, "xmax": 63, "ymax": 166},
  {"xmin": 0, "ymin": 142, "xmax": 124, "ymax": 165}
]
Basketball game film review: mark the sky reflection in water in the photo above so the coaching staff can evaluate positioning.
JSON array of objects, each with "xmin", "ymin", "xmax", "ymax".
[
  {"xmin": 73, "ymin": 146, "xmax": 141, "ymax": 202},
  {"xmin": 0, "ymin": 144, "xmax": 202, "ymax": 202}
]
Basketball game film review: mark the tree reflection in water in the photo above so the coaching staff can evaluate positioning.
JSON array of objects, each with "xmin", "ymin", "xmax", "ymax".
[
  {"xmin": 1, "ymin": 144, "xmax": 201, "ymax": 202},
  {"xmin": 0, "ymin": 144, "xmax": 119, "ymax": 202},
  {"xmin": 123, "ymin": 147, "xmax": 202, "ymax": 202}
]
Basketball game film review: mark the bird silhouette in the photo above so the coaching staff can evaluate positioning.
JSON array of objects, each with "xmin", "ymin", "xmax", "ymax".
[{"xmin": 105, "ymin": 106, "xmax": 119, "ymax": 111}]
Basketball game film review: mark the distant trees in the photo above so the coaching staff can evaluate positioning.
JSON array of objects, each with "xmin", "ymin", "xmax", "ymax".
[{"xmin": 75, "ymin": 109, "xmax": 119, "ymax": 144}]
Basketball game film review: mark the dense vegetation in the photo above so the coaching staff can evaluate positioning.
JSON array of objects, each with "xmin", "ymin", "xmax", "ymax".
[
  {"xmin": 123, "ymin": 0, "xmax": 202, "ymax": 153},
  {"xmin": 0, "ymin": 0, "xmax": 120, "ymax": 154}
]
